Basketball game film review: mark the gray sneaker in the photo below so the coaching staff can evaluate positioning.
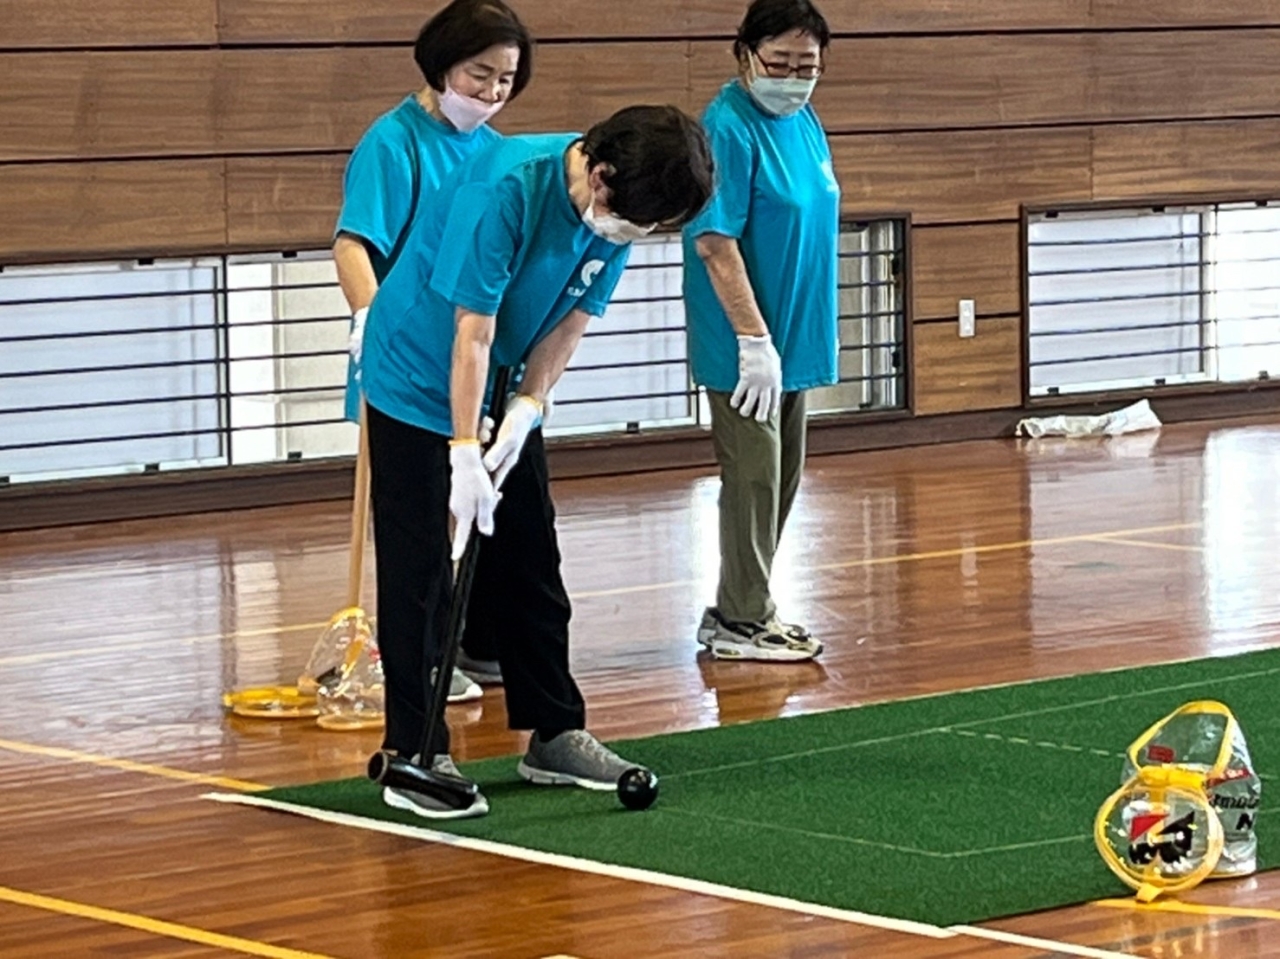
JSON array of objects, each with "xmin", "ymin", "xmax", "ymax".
[
  {"xmin": 697, "ymin": 607, "xmax": 821, "ymax": 655},
  {"xmin": 517, "ymin": 730, "xmax": 640, "ymax": 791},
  {"xmin": 442, "ymin": 668, "xmax": 482, "ymax": 703},
  {"xmin": 382, "ymin": 755, "xmax": 489, "ymax": 820},
  {"xmin": 456, "ymin": 651, "xmax": 504, "ymax": 686}
]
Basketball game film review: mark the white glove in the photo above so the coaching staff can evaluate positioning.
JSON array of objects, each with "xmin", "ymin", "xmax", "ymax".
[
  {"xmin": 482, "ymin": 395, "xmax": 542, "ymax": 491},
  {"xmin": 449, "ymin": 442, "xmax": 499, "ymax": 561},
  {"xmin": 348, "ymin": 306, "xmax": 369, "ymax": 364},
  {"xmin": 478, "ymin": 416, "xmax": 494, "ymax": 446},
  {"xmin": 730, "ymin": 334, "xmax": 782, "ymax": 423}
]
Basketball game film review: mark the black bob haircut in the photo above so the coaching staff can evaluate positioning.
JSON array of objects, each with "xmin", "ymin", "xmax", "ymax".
[
  {"xmin": 414, "ymin": 0, "xmax": 534, "ymax": 100},
  {"xmin": 733, "ymin": 0, "xmax": 831, "ymax": 60},
  {"xmin": 581, "ymin": 106, "xmax": 715, "ymax": 229}
]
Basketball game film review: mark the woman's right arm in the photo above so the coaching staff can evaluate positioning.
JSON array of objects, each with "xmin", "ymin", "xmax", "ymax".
[
  {"xmin": 333, "ymin": 234, "xmax": 379, "ymax": 315},
  {"xmin": 694, "ymin": 233, "xmax": 768, "ymax": 338}
]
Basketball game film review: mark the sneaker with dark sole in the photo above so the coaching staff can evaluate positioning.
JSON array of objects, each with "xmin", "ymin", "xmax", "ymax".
[
  {"xmin": 517, "ymin": 730, "xmax": 642, "ymax": 791},
  {"xmin": 382, "ymin": 755, "xmax": 489, "ymax": 820},
  {"xmin": 455, "ymin": 651, "xmax": 504, "ymax": 686}
]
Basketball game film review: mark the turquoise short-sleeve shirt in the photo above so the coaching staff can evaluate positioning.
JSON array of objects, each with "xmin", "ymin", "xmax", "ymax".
[{"xmin": 682, "ymin": 81, "xmax": 841, "ymax": 394}]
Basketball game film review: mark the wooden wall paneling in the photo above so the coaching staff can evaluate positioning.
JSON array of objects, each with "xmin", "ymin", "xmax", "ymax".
[
  {"xmin": 219, "ymin": 0, "xmax": 1280, "ymax": 46},
  {"xmin": 690, "ymin": 36, "xmax": 1088, "ymax": 132},
  {"xmin": 832, "ymin": 127, "xmax": 1093, "ymax": 225},
  {"xmin": 0, "ymin": 160, "xmax": 226, "ymax": 264},
  {"xmin": 693, "ymin": 32, "xmax": 1280, "ymax": 135},
  {"xmin": 0, "ymin": 0, "xmax": 216, "ymax": 49},
  {"xmin": 1089, "ymin": 31, "xmax": 1280, "ymax": 124},
  {"xmin": 215, "ymin": 49, "xmax": 421, "ymax": 154},
  {"xmin": 691, "ymin": 0, "xmax": 1280, "ymax": 35},
  {"xmin": 912, "ymin": 224, "xmax": 1021, "ymax": 321},
  {"xmin": 0, "ymin": 44, "xmax": 693, "ymax": 162},
  {"xmin": 217, "ymin": 0, "xmax": 708, "ymax": 44},
  {"xmin": 912, "ymin": 317, "xmax": 1023, "ymax": 415},
  {"xmin": 492, "ymin": 42, "xmax": 694, "ymax": 133},
  {"xmin": 0, "ymin": 52, "xmax": 219, "ymax": 162},
  {"xmin": 7, "ymin": 33, "xmax": 1273, "ymax": 167},
  {"xmin": 225, "ymin": 155, "xmax": 346, "ymax": 249},
  {"xmin": 1091, "ymin": 0, "xmax": 1280, "ymax": 27},
  {"xmin": 1092, "ymin": 119, "xmax": 1280, "ymax": 202}
]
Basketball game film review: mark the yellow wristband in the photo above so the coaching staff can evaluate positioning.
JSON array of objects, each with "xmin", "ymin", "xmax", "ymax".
[
  {"xmin": 515, "ymin": 393, "xmax": 544, "ymax": 414},
  {"xmin": 449, "ymin": 438, "xmax": 480, "ymax": 447}
]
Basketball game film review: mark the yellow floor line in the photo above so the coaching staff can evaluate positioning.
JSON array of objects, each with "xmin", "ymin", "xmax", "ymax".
[
  {"xmin": 0, "ymin": 885, "xmax": 338, "ymax": 959},
  {"xmin": 807, "ymin": 522, "xmax": 1199, "ymax": 572},
  {"xmin": 574, "ymin": 523, "xmax": 1202, "ymax": 597},
  {"xmin": 1094, "ymin": 897, "xmax": 1280, "ymax": 922},
  {"xmin": 0, "ymin": 738, "xmax": 267, "ymax": 793},
  {"xmin": 1083, "ymin": 537, "xmax": 1203, "ymax": 553},
  {"xmin": 0, "ymin": 522, "xmax": 1203, "ymax": 661}
]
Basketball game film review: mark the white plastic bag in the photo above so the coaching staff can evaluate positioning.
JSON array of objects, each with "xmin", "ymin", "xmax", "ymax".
[{"xmin": 1016, "ymin": 399, "xmax": 1161, "ymax": 439}]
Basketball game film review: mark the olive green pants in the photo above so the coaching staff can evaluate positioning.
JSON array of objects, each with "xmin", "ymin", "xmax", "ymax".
[{"xmin": 707, "ymin": 390, "xmax": 808, "ymax": 625}]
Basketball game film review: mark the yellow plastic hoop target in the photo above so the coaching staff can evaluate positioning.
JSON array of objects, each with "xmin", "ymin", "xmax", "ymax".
[
  {"xmin": 1094, "ymin": 765, "xmax": 1224, "ymax": 902},
  {"xmin": 222, "ymin": 686, "xmax": 319, "ymax": 719},
  {"xmin": 314, "ymin": 711, "xmax": 384, "ymax": 731}
]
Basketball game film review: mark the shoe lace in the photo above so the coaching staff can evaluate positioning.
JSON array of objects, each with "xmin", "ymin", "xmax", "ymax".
[{"xmin": 563, "ymin": 730, "xmax": 622, "ymax": 766}]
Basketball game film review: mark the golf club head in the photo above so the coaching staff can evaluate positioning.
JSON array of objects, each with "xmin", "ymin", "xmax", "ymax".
[{"xmin": 367, "ymin": 750, "xmax": 479, "ymax": 811}]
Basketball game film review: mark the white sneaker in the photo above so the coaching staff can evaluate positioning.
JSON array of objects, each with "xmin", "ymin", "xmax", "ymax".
[
  {"xmin": 382, "ymin": 755, "xmax": 489, "ymax": 820},
  {"xmin": 447, "ymin": 668, "xmax": 482, "ymax": 703},
  {"xmin": 702, "ymin": 609, "xmax": 820, "ymax": 662},
  {"xmin": 698, "ymin": 608, "xmax": 821, "ymax": 659}
]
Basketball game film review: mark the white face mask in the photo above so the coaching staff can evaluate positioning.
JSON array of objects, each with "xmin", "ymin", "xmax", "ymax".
[
  {"xmin": 438, "ymin": 83, "xmax": 504, "ymax": 133},
  {"xmin": 582, "ymin": 198, "xmax": 654, "ymax": 245},
  {"xmin": 746, "ymin": 55, "xmax": 818, "ymax": 117}
]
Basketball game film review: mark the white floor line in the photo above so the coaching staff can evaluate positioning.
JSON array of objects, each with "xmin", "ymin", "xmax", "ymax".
[
  {"xmin": 949, "ymin": 925, "xmax": 1138, "ymax": 958},
  {"xmin": 203, "ymin": 792, "xmax": 1139, "ymax": 958}
]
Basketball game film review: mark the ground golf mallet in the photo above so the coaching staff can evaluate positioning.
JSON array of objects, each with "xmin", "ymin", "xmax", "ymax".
[{"xmin": 368, "ymin": 367, "xmax": 512, "ymax": 809}]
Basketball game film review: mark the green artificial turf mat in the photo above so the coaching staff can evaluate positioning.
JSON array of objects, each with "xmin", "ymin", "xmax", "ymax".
[{"xmin": 243, "ymin": 647, "xmax": 1280, "ymax": 927}]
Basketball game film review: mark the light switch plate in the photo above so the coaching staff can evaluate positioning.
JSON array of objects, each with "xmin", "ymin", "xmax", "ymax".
[{"xmin": 959, "ymin": 299, "xmax": 976, "ymax": 338}]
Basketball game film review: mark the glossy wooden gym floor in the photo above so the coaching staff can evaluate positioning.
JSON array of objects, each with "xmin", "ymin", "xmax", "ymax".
[{"xmin": 2, "ymin": 415, "xmax": 1280, "ymax": 958}]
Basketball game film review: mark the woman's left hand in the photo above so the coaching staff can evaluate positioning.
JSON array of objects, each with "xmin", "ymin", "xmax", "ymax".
[{"xmin": 482, "ymin": 394, "xmax": 543, "ymax": 490}]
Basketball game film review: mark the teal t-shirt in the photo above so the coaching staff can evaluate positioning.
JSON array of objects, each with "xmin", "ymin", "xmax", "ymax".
[
  {"xmin": 335, "ymin": 95, "xmax": 500, "ymax": 421},
  {"xmin": 361, "ymin": 134, "xmax": 631, "ymax": 436},
  {"xmin": 682, "ymin": 81, "xmax": 841, "ymax": 393}
]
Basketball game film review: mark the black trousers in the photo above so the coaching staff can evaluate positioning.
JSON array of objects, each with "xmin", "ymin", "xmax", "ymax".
[{"xmin": 366, "ymin": 403, "xmax": 585, "ymax": 758}]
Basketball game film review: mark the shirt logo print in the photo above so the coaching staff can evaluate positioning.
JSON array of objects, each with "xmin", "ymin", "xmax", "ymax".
[{"xmin": 569, "ymin": 259, "xmax": 605, "ymax": 297}]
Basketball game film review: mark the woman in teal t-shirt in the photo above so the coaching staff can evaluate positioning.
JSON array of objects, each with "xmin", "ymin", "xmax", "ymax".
[
  {"xmin": 361, "ymin": 107, "xmax": 714, "ymax": 819},
  {"xmin": 332, "ymin": 0, "xmax": 532, "ymax": 698},
  {"xmin": 683, "ymin": 0, "xmax": 838, "ymax": 663}
]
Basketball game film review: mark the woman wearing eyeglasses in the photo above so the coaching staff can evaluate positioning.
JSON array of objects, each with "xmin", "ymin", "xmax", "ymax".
[{"xmin": 683, "ymin": 0, "xmax": 837, "ymax": 662}]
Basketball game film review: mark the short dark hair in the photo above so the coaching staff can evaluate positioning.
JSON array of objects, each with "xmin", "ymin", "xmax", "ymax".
[
  {"xmin": 414, "ymin": 0, "xmax": 534, "ymax": 100},
  {"xmin": 733, "ymin": 0, "xmax": 831, "ymax": 60},
  {"xmin": 581, "ymin": 106, "xmax": 714, "ymax": 228}
]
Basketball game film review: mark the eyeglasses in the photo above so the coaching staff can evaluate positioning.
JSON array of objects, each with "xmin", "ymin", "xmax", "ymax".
[{"xmin": 753, "ymin": 51, "xmax": 824, "ymax": 81}]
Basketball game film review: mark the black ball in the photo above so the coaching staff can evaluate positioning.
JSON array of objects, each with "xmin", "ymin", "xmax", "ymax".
[{"xmin": 617, "ymin": 766, "xmax": 659, "ymax": 811}]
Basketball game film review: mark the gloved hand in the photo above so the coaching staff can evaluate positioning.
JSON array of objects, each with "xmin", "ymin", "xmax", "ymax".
[
  {"xmin": 478, "ymin": 415, "xmax": 495, "ymax": 446},
  {"xmin": 348, "ymin": 306, "xmax": 369, "ymax": 365},
  {"xmin": 730, "ymin": 333, "xmax": 782, "ymax": 422},
  {"xmin": 482, "ymin": 394, "xmax": 542, "ymax": 490},
  {"xmin": 449, "ymin": 441, "xmax": 499, "ymax": 561}
]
